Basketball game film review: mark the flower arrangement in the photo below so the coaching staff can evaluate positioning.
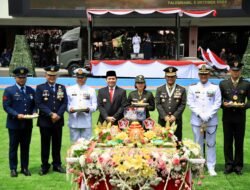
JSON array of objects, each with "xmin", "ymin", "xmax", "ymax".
[{"xmin": 66, "ymin": 121, "xmax": 205, "ymax": 190}]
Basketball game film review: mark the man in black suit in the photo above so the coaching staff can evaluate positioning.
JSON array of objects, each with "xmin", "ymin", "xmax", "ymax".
[
  {"xmin": 219, "ymin": 60, "xmax": 250, "ymax": 175},
  {"xmin": 155, "ymin": 67, "xmax": 186, "ymax": 141},
  {"xmin": 35, "ymin": 65, "xmax": 68, "ymax": 175},
  {"xmin": 97, "ymin": 70, "xmax": 128, "ymax": 125},
  {"xmin": 3, "ymin": 67, "xmax": 36, "ymax": 177}
]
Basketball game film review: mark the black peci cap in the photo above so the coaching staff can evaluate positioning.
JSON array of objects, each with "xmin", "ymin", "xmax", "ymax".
[{"xmin": 106, "ymin": 70, "xmax": 116, "ymax": 78}]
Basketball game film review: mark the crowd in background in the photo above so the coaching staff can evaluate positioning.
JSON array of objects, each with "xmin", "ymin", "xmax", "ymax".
[
  {"xmin": 0, "ymin": 48, "xmax": 12, "ymax": 67},
  {"xmin": 25, "ymin": 29, "xmax": 64, "ymax": 67},
  {"xmin": 219, "ymin": 47, "xmax": 240, "ymax": 64}
]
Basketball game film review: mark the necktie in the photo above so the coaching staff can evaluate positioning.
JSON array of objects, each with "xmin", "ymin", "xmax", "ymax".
[
  {"xmin": 20, "ymin": 86, "xmax": 25, "ymax": 94},
  {"xmin": 109, "ymin": 88, "xmax": 114, "ymax": 102},
  {"xmin": 50, "ymin": 85, "xmax": 55, "ymax": 93}
]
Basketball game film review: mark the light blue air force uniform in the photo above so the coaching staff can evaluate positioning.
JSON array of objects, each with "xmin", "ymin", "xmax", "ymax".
[
  {"xmin": 67, "ymin": 84, "xmax": 97, "ymax": 142},
  {"xmin": 187, "ymin": 81, "xmax": 221, "ymax": 170}
]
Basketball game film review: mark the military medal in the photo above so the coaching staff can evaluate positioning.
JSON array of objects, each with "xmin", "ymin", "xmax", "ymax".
[
  {"xmin": 42, "ymin": 90, "xmax": 49, "ymax": 101},
  {"xmin": 57, "ymin": 86, "xmax": 64, "ymax": 100},
  {"xmin": 207, "ymin": 90, "xmax": 215, "ymax": 97},
  {"xmin": 166, "ymin": 84, "xmax": 176, "ymax": 99},
  {"xmin": 83, "ymin": 92, "xmax": 90, "ymax": 100},
  {"xmin": 174, "ymin": 88, "xmax": 181, "ymax": 102},
  {"xmin": 231, "ymin": 87, "xmax": 239, "ymax": 102},
  {"xmin": 233, "ymin": 95, "xmax": 238, "ymax": 101}
]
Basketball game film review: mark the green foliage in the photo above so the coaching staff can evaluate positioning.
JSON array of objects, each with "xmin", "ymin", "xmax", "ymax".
[
  {"xmin": 9, "ymin": 35, "xmax": 36, "ymax": 77},
  {"xmin": 242, "ymin": 37, "xmax": 250, "ymax": 78},
  {"xmin": 0, "ymin": 90, "xmax": 250, "ymax": 190}
]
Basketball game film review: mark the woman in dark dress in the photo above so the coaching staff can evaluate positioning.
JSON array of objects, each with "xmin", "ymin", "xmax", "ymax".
[{"xmin": 127, "ymin": 75, "xmax": 155, "ymax": 119}]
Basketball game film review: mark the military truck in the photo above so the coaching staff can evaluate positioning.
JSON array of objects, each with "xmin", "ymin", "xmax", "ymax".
[{"xmin": 58, "ymin": 27, "xmax": 88, "ymax": 76}]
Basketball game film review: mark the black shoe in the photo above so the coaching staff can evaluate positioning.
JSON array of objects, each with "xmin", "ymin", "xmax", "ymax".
[
  {"xmin": 39, "ymin": 168, "xmax": 49, "ymax": 176},
  {"xmin": 234, "ymin": 167, "xmax": 243, "ymax": 175},
  {"xmin": 10, "ymin": 170, "xmax": 18, "ymax": 177},
  {"xmin": 224, "ymin": 166, "xmax": 233, "ymax": 174},
  {"xmin": 21, "ymin": 168, "xmax": 31, "ymax": 176},
  {"xmin": 53, "ymin": 166, "xmax": 66, "ymax": 173}
]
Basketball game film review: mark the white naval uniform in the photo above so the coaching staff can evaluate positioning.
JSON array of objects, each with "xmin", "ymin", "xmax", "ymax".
[
  {"xmin": 67, "ymin": 84, "xmax": 97, "ymax": 142},
  {"xmin": 132, "ymin": 35, "xmax": 141, "ymax": 54},
  {"xmin": 187, "ymin": 81, "xmax": 221, "ymax": 170}
]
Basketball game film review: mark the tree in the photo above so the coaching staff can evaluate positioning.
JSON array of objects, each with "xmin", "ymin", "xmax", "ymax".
[
  {"xmin": 9, "ymin": 35, "xmax": 36, "ymax": 76},
  {"xmin": 242, "ymin": 37, "xmax": 250, "ymax": 78}
]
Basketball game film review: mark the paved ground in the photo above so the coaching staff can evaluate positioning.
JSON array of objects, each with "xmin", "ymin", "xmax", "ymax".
[{"xmin": 0, "ymin": 67, "xmax": 70, "ymax": 77}]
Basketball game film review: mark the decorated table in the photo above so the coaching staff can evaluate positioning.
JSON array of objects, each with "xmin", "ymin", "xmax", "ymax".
[{"xmin": 66, "ymin": 121, "xmax": 205, "ymax": 190}]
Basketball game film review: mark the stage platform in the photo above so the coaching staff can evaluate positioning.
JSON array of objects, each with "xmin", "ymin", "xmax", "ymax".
[{"xmin": 90, "ymin": 59, "xmax": 206, "ymax": 78}]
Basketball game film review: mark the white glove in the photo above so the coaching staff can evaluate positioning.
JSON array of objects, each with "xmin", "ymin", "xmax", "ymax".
[
  {"xmin": 203, "ymin": 113, "xmax": 210, "ymax": 122},
  {"xmin": 199, "ymin": 113, "xmax": 210, "ymax": 123}
]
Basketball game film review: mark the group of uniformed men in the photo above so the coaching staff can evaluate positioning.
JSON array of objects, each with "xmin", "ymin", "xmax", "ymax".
[{"xmin": 2, "ymin": 59, "xmax": 250, "ymax": 178}]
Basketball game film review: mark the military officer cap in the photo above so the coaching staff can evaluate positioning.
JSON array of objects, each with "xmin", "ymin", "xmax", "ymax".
[
  {"xmin": 13, "ymin": 67, "xmax": 29, "ymax": 77},
  {"xmin": 164, "ymin": 66, "xmax": 178, "ymax": 77},
  {"xmin": 106, "ymin": 70, "xmax": 116, "ymax": 78},
  {"xmin": 44, "ymin": 65, "xmax": 60, "ymax": 75},
  {"xmin": 229, "ymin": 60, "xmax": 243, "ymax": 71},
  {"xmin": 198, "ymin": 64, "xmax": 211, "ymax": 74},
  {"xmin": 74, "ymin": 68, "xmax": 90, "ymax": 78},
  {"xmin": 135, "ymin": 75, "xmax": 145, "ymax": 83}
]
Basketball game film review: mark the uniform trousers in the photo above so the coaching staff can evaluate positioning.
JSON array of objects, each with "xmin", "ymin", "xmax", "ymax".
[
  {"xmin": 39, "ymin": 126, "xmax": 62, "ymax": 169},
  {"xmin": 192, "ymin": 125, "xmax": 217, "ymax": 170},
  {"xmin": 70, "ymin": 128, "xmax": 92, "ymax": 143},
  {"xmin": 223, "ymin": 119, "xmax": 245, "ymax": 169},
  {"xmin": 133, "ymin": 44, "xmax": 140, "ymax": 54},
  {"xmin": 8, "ymin": 128, "xmax": 32, "ymax": 170}
]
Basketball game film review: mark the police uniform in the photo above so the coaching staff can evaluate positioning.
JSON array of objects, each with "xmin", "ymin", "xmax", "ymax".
[
  {"xmin": 155, "ymin": 67, "xmax": 186, "ymax": 141},
  {"xmin": 97, "ymin": 70, "xmax": 128, "ymax": 125},
  {"xmin": 3, "ymin": 67, "xmax": 36, "ymax": 177},
  {"xmin": 127, "ymin": 75, "xmax": 155, "ymax": 118},
  {"xmin": 219, "ymin": 61, "xmax": 250, "ymax": 175},
  {"xmin": 67, "ymin": 68, "xmax": 97, "ymax": 142},
  {"xmin": 187, "ymin": 64, "xmax": 221, "ymax": 176},
  {"xmin": 35, "ymin": 65, "xmax": 68, "ymax": 175}
]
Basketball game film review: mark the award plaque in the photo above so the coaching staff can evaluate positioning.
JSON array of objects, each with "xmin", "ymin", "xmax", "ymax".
[
  {"xmin": 124, "ymin": 107, "xmax": 146, "ymax": 121},
  {"xmin": 23, "ymin": 113, "xmax": 39, "ymax": 119}
]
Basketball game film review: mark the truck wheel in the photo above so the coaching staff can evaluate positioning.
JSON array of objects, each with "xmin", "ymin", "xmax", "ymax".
[{"xmin": 68, "ymin": 64, "xmax": 80, "ymax": 76}]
